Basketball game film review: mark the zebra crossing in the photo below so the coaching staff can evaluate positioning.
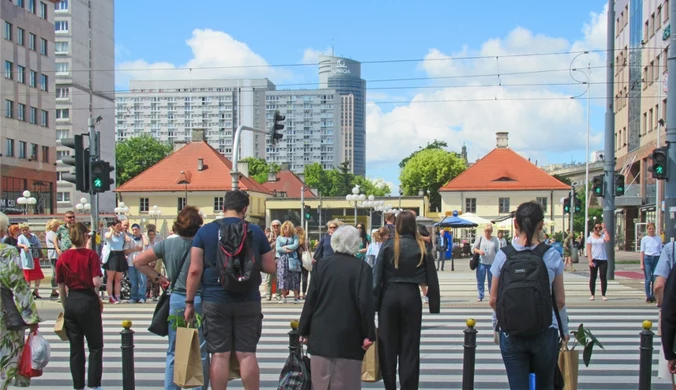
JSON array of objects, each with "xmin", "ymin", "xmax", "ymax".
[{"xmin": 25, "ymin": 302, "xmax": 672, "ymax": 389}]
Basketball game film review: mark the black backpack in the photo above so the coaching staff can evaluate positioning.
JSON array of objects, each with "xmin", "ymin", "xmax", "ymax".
[
  {"xmin": 496, "ymin": 243, "xmax": 552, "ymax": 336},
  {"xmin": 211, "ymin": 219, "xmax": 261, "ymax": 293}
]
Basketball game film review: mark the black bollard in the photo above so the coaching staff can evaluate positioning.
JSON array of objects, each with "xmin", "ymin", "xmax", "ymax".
[
  {"xmin": 638, "ymin": 320, "xmax": 654, "ymax": 390},
  {"xmin": 288, "ymin": 320, "xmax": 300, "ymax": 354},
  {"xmin": 462, "ymin": 318, "xmax": 478, "ymax": 390},
  {"xmin": 121, "ymin": 320, "xmax": 136, "ymax": 390}
]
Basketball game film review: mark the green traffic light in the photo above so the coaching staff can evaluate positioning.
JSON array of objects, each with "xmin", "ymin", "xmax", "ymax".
[
  {"xmin": 655, "ymin": 165, "xmax": 664, "ymax": 175},
  {"xmin": 93, "ymin": 178, "xmax": 103, "ymax": 188}
]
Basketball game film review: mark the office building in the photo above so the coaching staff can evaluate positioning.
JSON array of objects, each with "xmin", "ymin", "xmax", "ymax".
[
  {"xmin": 318, "ymin": 55, "xmax": 366, "ymax": 176},
  {"xmin": 54, "ymin": 0, "xmax": 115, "ymax": 213},
  {"xmin": 115, "ymin": 79, "xmax": 274, "ymax": 160},
  {"xmin": 613, "ymin": 0, "xmax": 669, "ymax": 249},
  {"xmin": 1, "ymin": 0, "xmax": 60, "ymax": 214},
  {"xmin": 265, "ymin": 89, "xmax": 341, "ymax": 172}
]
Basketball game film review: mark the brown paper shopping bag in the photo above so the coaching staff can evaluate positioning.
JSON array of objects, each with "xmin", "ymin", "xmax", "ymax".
[
  {"xmin": 558, "ymin": 346, "xmax": 579, "ymax": 390},
  {"xmin": 174, "ymin": 326, "xmax": 204, "ymax": 388},
  {"xmin": 228, "ymin": 352, "xmax": 241, "ymax": 381},
  {"xmin": 54, "ymin": 312, "xmax": 68, "ymax": 341},
  {"xmin": 361, "ymin": 334, "xmax": 381, "ymax": 382}
]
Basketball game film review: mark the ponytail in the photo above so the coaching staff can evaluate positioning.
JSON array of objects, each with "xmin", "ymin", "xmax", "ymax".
[{"xmin": 514, "ymin": 201, "xmax": 545, "ymax": 247}]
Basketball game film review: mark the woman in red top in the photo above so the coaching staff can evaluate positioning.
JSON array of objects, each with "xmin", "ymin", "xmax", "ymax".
[{"xmin": 56, "ymin": 222, "xmax": 104, "ymax": 390}]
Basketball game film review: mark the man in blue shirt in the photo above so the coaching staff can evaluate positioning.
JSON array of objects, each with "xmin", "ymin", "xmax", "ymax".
[{"xmin": 184, "ymin": 190, "xmax": 275, "ymax": 390}]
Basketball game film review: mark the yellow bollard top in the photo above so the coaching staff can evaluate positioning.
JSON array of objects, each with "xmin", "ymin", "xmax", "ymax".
[
  {"xmin": 642, "ymin": 320, "xmax": 653, "ymax": 330},
  {"xmin": 121, "ymin": 320, "xmax": 132, "ymax": 329},
  {"xmin": 290, "ymin": 320, "xmax": 299, "ymax": 330},
  {"xmin": 466, "ymin": 318, "xmax": 476, "ymax": 328}
]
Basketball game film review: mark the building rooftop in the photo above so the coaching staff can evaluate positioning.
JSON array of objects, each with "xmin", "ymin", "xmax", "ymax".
[{"xmin": 262, "ymin": 169, "xmax": 315, "ymax": 198}]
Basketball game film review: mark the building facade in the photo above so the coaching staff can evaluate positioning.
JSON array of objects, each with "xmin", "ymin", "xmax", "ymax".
[
  {"xmin": 115, "ymin": 78, "xmax": 274, "ymax": 162},
  {"xmin": 264, "ymin": 89, "xmax": 341, "ymax": 172},
  {"xmin": 53, "ymin": 0, "xmax": 115, "ymax": 213},
  {"xmin": 1, "ymin": 0, "xmax": 61, "ymax": 214},
  {"xmin": 318, "ymin": 55, "xmax": 366, "ymax": 176},
  {"xmin": 613, "ymin": 0, "xmax": 669, "ymax": 249}
]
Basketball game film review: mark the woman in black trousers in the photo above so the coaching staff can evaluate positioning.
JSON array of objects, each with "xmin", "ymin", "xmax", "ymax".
[
  {"xmin": 56, "ymin": 222, "xmax": 104, "ymax": 390},
  {"xmin": 374, "ymin": 211, "xmax": 440, "ymax": 390}
]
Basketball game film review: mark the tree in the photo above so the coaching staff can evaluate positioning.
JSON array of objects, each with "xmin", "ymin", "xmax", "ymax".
[
  {"xmin": 303, "ymin": 162, "xmax": 332, "ymax": 195},
  {"xmin": 354, "ymin": 176, "xmax": 391, "ymax": 197},
  {"xmin": 303, "ymin": 161, "xmax": 391, "ymax": 196},
  {"xmin": 399, "ymin": 148, "xmax": 466, "ymax": 211},
  {"xmin": 553, "ymin": 174, "xmax": 572, "ymax": 186},
  {"xmin": 572, "ymin": 186, "xmax": 603, "ymax": 234},
  {"xmin": 116, "ymin": 136, "xmax": 173, "ymax": 185},
  {"xmin": 399, "ymin": 140, "xmax": 449, "ymax": 169},
  {"xmin": 240, "ymin": 157, "xmax": 280, "ymax": 184}
]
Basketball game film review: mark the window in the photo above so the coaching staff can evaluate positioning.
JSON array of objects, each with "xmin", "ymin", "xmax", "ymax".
[
  {"xmin": 28, "ymin": 33, "xmax": 35, "ymax": 50},
  {"xmin": 39, "ymin": 74, "xmax": 47, "ymax": 91},
  {"xmin": 5, "ymin": 139, "xmax": 14, "ymax": 157},
  {"xmin": 499, "ymin": 197, "xmax": 510, "ymax": 214},
  {"xmin": 55, "ymin": 21, "xmax": 68, "ymax": 33},
  {"xmin": 536, "ymin": 197, "xmax": 548, "ymax": 212},
  {"xmin": 18, "ymin": 141, "xmax": 26, "ymax": 159},
  {"xmin": 177, "ymin": 197, "xmax": 186, "ymax": 212},
  {"xmin": 56, "ymin": 62, "xmax": 68, "ymax": 74},
  {"xmin": 57, "ymin": 192, "xmax": 70, "ymax": 203},
  {"xmin": 17, "ymin": 103, "xmax": 25, "ymax": 121},
  {"xmin": 29, "ymin": 106, "xmax": 36, "ymax": 124},
  {"xmin": 16, "ymin": 28, "xmax": 24, "ymax": 46},
  {"xmin": 55, "ymin": 0, "xmax": 67, "ymax": 11},
  {"xmin": 56, "ymin": 150, "xmax": 69, "ymax": 160},
  {"xmin": 4, "ymin": 22, "xmax": 11, "ymax": 41},
  {"xmin": 140, "ymin": 198, "xmax": 149, "ymax": 212},
  {"xmin": 17, "ymin": 65, "xmax": 25, "ymax": 83},
  {"xmin": 55, "ymin": 108, "xmax": 69, "ymax": 120},
  {"xmin": 28, "ymin": 70, "xmax": 35, "ymax": 87},
  {"xmin": 213, "ymin": 197, "xmax": 224, "ymax": 212},
  {"xmin": 4, "ymin": 100, "xmax": 13, "ymax": 118},
  {"xmin": 28, "ymin": 0, "xmax": 35, "ymax": 13},
  {"xmin": 56, "ymin": 129, "xmax": 68, "ymax": 139},
  {"xmin": 30, "ymin": 143, "xmax": 37, "ymax": 160},
  {"xmin": 17, "ymin": 0, "xmax": 24, "ymax": 7},
  {"xmin": 39, "ymin": 1, "xmax": 47, "ymax": 19},
  {"xmin": 40, "ymin": 110, "xmax": 48, "ymax": 126},
  {"xmin": 4, "ymin": 61, "xmax": 12, "ymax": 79},
  {"xmin": 56, "ymin": 87, "xmax": 69, "ymax": 99},
  {"xmin": 42, "ymin": 145, "xmax": 49, "ymax": 162},
  {"xmin": 39, "ymin": 38, "xmax": 47, "ymax": 55},
  {"xmin": 55, "ymin": 41, "xmax": 68, "ymax": 54},
  {"xmin": 465, "ymin": 198, "xmax": 476, "ymax": 213}
]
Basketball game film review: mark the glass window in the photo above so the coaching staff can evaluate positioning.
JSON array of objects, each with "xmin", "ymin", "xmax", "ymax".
[
  {"xmin": 18, "ymin": 141, "xmax": 26, "ymax": 159},
  {"xmin": 56, "ymin": 87, "xmax": 69, "ymax": 99},
  {"xmin": 42, "ymin": 145, "xmax": 49, "ymax": 162},
  {"xmin": 39, "ymin": 1, "xmax": 47, "ymax": 19},
  {"xmin": 55, "ymin": 108, "xmax": 69, "ymax": 120},
  {"xmin": 55, "ymin": 21, "xmax": 68, "ymax": 33},
  {"xmin": 28, "ymin": 33, "xmax": 35, "ymax": 50},
  {"xmin": 499, "ymin": 198, "xmax": 511, "ymax": 214},
  {"xmin": 56, "ymin": 62, "xmax": 68, "ymax": 74},
  {"xmin": 140, "ymin": 198, "xmax": 149, "ymax": 212},
  {"xmin": 29, "ymin": 107, "xmax": 36, "ymax": 124},
  {"xmin": 55, "ymin": 0, "xmax": 67, "ymax": 11},
  {"xmin": 40, "ymin": 38, "xmax": 47, "ymax": 55},
  {"xmin": 213, "ymin": 197, "xmax": 224, "ymax": 211},
  {"xmin": 17, "ymin": 0, "xmax": 24, "ymax": 7},
  {"xmin": 30, "ymin": 143, "xmax": 37, "ymax": 159},
  {"xmin": 536, "ymin": 197, "xmax": 548, "ymax": 212},
  {"xmin": 29, "ymin": 70, "xmax": 36, "ymax": 87},
  {"xmin": 16, "ymin": 28, "xmax": 24, "ymax": 46},
  {"xmin": 40, "ymin": 110, "xmax": 48, "ymax": 127},
  {"xmin": 4, "ymin": 100, "xmax": 13, "ymax": 118},
  {"xmin": 4, "ymin": 22, "xmax": 11, "ymax": 41},
  {"xmin": 39, "ymin": 74, "xmax": 47, "ymax": 91},
  {"xmin": 57, "ymin": 192, "xmax": 70, "ymax": 203},
  {"xmin": 55, "ymin": 41, "xmax": 68, "ymax": 54},
  {"xmin": 4, "ymin": 61, "xmax": 12, "ymax": 79},
  {"xmin": 28, "ymin": 0, "xmax": 35, "ymax": 13},
  {"xmin": 56, "ymin": 129, "xmax": 68, "ymax": 139},
  {"xmin": 465, "ymin": 198, "xmax": 476, "ymax": 213},
  {"xmin": 17, "ymin": 103, "xmax": 25, "ymax": 121},
  {"xmin": 5, "ymin": 139, "xmax": 14, "ymax": 157},
  {"xmin": 177, "ymin": 197, "xmax": 186, "ymax": 212},
  {"xmin": 17, "ymin": 65, "xmax": 25, "ymax": 84}
]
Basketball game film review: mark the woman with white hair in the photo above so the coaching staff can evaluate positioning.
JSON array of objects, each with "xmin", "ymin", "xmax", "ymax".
[
  {"xmin": 472, "ymin": 223, "xmax": 500, "ymax": 302},
  {"xmin": 298, "ymin": 225, "xmax": 376, "ymax": 389}
]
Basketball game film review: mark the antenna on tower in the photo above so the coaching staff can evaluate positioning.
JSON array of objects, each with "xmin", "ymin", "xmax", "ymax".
[{"xmin": 331, "ymin": 36, "xmax": 335, "ymax": 56}]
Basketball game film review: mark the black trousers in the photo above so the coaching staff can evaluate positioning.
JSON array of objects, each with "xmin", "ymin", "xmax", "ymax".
[
  {"xmin": 64, "ymin": 289, "xmax": 103, "ymax": 389},
  {"xmin": 301, "ymin": 267, "xmax": 309, "ymax": 295},
  {"xmin": 589, "ymin": 259, "xmax": 608, "ymax": 296},
  {"xmin": 436, "ymin": 250, "xmax": 446, "ymax": 271},
  {"xmin": 378, "ymin": 283, "xmax": 423, "ymax": 390}
]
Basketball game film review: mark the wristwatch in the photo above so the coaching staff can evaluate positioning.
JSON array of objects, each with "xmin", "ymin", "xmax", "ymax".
[{"xmin": 185, "ymin": 300, "xmax": 194, "ymax": 305}]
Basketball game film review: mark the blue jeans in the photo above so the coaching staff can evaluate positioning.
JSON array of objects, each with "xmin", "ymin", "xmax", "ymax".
[
  {"xmin": 127, "ymin": 266, "xmax": 147, "ymax": 302},
  {"xmin": 643, "ymin": 255, "xmax": 659, "ymax": 300},
  {"xmin": 166, "ymin": 293, "xmax": 210, "ymax": 390},
  {"xmin": 476, "ymin": 263, "xmax": 492, "ymax": 300},
  {"xmin": 500, "ymin": 327, "xmax": 559, "ymax": 390}
]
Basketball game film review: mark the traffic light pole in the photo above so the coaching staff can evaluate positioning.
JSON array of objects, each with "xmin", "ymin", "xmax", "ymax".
[
  {"xmin": 88, "ymin": 117, "xmax": 99, "ymax": 248},
  {"xmin": 230, "ymin": 125, "xmax": 267, "ymax": 191},
  {"xmin": 603, "ymin": 0, "xmax": 616, "ymax": 279},
  {"xmin": 570, "ymin": 184, "xmax": 575, "ymax": 237},
  {"xmin": 665, "ymin": 2, "xmax": 676, "ymax": 241},
  {"xmin": 300, "ymin": 186, "xmax": 305, "ymax": 231}
]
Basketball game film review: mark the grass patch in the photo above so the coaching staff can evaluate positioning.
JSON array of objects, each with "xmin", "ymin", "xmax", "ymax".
[{"xmin": 616, "ymin": 260, "xmax": 640, "ymax": 265}]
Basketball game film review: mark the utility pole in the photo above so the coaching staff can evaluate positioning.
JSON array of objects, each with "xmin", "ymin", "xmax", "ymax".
[
  {"xmin": 230, "ymin": 125, "xmax": 269, "ymax": 191},
  {"xmin": 300, "ymin": 186, "xmax": 305, "ymax": 232},
  {"xmin": 664, "ymin": 1, "xmax": 676, "ymax": 241},
  {"xmin": 603, "ymin": 0, "xmax": 616, "ymax": 279},
  {"xmin": 570, "ymin": 184, "xmax": 576, "ymax": 236},
  {"xmin": 88, "ymin": 117, "xmax": 99, "ymax": 248}
]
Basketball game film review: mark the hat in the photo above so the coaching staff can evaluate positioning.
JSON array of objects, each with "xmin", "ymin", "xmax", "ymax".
[{"xmin": 131, "ymin": 223, "xmax": 141, "ymax": 230}]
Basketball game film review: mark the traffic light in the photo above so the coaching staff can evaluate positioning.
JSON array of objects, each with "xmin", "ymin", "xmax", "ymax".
[
  {"xmin": 650, "ymin": 147, "xmax": 668, "ymax": 180},
  {"xmin": 304, "ymin": 205, "xmax": 311, "ymax": 221},
  {"xmin": 90, "ymin": 160, "xmax": 114, "ymax": 193},
  {"xmin": 614, "ymin": 174, "xmax": 625, "ymax": 197},
  {"xmin": 271, "ymin": 110, "xmax": 285, "ymax": 145},
  {"xmin": 58, "ymin": 134, "xmax": 89, "ymax": 193},
  {"xmin": 563, "ymin": 197, "xmax": 571, "ymax": 214},
  {"xmin": 575, "ymin": 197, "xmax": 582, "ymax": 213},
  {"xmin": 592, "ymin": 175, "xmax": 605, "ymax": 197}
]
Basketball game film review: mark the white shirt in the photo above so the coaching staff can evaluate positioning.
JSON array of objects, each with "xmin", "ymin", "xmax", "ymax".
[
  {"xmin": 640, "ymin": 235, "xmax": 662, "ymax": 256},
  {"xmin": 587, "ymin": 235, "xmax": 608, "ymax": 260}
]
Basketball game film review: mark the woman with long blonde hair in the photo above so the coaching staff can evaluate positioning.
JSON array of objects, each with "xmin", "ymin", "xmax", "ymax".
[
  {"xmin": 276, "ymin": 221, "xmax": 300, "ymax": 303},
  {"xmin": 45, "ymin": 219, "xmax": 61, "ymax": 298},
  {"xmin": 295, "ymin": 226, "xmax": 309, "ymax": 299},
  {"xmin": 373, "ymin": 210, "xmax": 440, "ymax": 389}
]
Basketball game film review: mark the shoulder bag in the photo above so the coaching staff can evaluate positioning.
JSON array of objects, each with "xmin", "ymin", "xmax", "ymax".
[
  {"xmin": 1, "ymin": 285, "xmax": 28, "ymax": 330},
  {"xmin": 148, "ymin": 247, "xmax": 190, "ymax": 337},
  {"xmin": 469, "ymin": 236, "xmax": 482, "ymax": 271}
]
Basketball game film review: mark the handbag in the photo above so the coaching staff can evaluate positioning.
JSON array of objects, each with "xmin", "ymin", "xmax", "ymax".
[
  {"xmin": 100, "ymin": 242, "xmax": 111, "ymax": 264},
  {"xmin": 148, "ymin": 248, "xmax": 190, "ymax": 337},
  {"xmin": 1, "ymin": 286, "xmax": 28, "ymax": 330},
  {"xmin": 469, "ymin": 236, "xmax": 482, "ymax": 271},
  {"xmin": 301, "ymin": 250, "xmax": 313, "ymax": 271},
  {"xmin": 60, "ymin": 253, "xmax": 104, "ymax": 313}
]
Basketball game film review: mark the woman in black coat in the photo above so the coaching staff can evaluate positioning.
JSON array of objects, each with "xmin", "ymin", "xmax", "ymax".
[{"xmin": 298, "ymin": 225, "xmax": 376, "ymax": 389}]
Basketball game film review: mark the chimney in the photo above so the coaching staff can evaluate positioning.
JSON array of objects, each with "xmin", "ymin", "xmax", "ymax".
[
  {"xmin": 267, "ymin": 165, "xmax": 277, "ymax": 182},
  {"xmin": 280, "ymin": 163, "xmax": 290, "ymax": 171},
  {"xmin": 237, "ymin": 161, "xmax": 249, "ymax": 178},
  {"xmin": 197, "ymin": 158, "xmax": 204, "ymax": 171},
  {"xmin": 496, "ymin": 132, "xmax": 509, "ymax": 148},
  {"xmin": 191, "ymin": 129, "xmax": 205, "ymax": 142},
  {"xmin": 173, "ymin": 141, "xmax": 187, "ymax": 152}
]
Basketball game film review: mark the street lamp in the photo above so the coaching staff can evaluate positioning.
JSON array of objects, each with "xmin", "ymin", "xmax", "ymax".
[
  {"xmin": 75, "ymin": 197, "xmax": 91, "ymax": 214},
  {"xmin": 180, "ymin": 171, "xmax": 188, "ymax": 206},
  {"xmin": 16, "ymin": 190, "xmax": 37, "ymax": 215},
  {"xmin": 149, "ymin": 205, "xmax": 162, "ymax": 225},
  {"xmin": 114, "ymin": 202, "xmax": 130, "ymax": 216},
  {"xmin": 362, "ymin": 196, "xmax": 385, "ymax": 232},
  {"xmin": 345, "ymin": 185, "xmax": 367, "ymax": 224}
]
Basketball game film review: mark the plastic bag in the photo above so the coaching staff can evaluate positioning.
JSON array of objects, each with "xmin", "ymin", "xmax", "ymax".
[
  {"xmin": 29, "ymin": 331, "xmax": 50, "ymax": 370},
  {"xmin": 18, "ymin": 332, "xmax": 44, "ymax": 378}
]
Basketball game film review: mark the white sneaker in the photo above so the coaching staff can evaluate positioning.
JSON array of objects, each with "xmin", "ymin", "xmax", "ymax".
[
  {"xmin": 279, "ymin": 298, "xmax": 287, "ymax": 304},
  {"xmin": 294, "ymin": 298, "xmax": 300, "ymax": 304}
]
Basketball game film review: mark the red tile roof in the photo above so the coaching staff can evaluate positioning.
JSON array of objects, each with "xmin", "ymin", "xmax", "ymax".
[
  {"xmin": 440, "ymin": 148, "xmax": 570, "ymax": 191},
  {"xmin": 115, "ymin": 142, "xmax": 272, "ymax": 194},
  {"xmin": 262, "ymin": 170, "xmax": 315, "ymax": 198}
]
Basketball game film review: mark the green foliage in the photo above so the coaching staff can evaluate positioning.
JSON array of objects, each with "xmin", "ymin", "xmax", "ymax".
[
  {"xmin": 303, "ymin": 161, "xmax": 390, "ymax": 196},
  {"xmin": 399, "ymin": 140, "xmax": 449, "ymax": 169},
  {"xmin": 240, "ymin": 157, "xmax": 280, "ymax": 184},
  {"xmin": 569, "ymin": 323, "xmax": 604, "ymax": 367},
  {"xmin": 572, "ymin": 186, "xmax": 603, "ymax": 234},
  {"xmin": 168, "ymin": 310, "xmax": 203, "ymax": 330},
  {"xmin": 354, "ymin": 176, "xmax": 391, "ymax": 197},
  {"xmin": 553, "ymin": 174, "xmax": 572, "ymax": 186},
  {"xmin": 399, "ymin": 148, "xmax": 466, "ymax": 211},
  {"xmin": 115, "ymin": 135, "xmax": 173, "ymax": 185}
]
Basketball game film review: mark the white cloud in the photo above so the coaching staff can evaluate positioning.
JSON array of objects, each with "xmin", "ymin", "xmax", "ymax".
[
  {"xmin": 116, "ymin": 29, "xmax": 290, "ymax": 87},
  {"xmin": 368, "ymin": 5, "xmax": 609, "ymax": 166},
  {"xmin": 301, "ymin": 47, "xmax": 332, "ymax": 64}
]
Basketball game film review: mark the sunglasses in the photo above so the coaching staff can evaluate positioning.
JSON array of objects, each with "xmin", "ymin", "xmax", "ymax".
[{"xmin": 329, "ymin": 226, "xmax": 337, "ymax": 229}]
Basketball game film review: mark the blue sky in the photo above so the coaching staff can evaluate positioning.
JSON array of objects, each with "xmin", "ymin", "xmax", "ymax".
[{"xmin": 115, "ymin": 0, "xmax": 609, "ymax": 190}]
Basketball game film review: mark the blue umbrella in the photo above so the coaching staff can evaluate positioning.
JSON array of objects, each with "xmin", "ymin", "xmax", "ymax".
[{"xmin": 435, "ymin": 215, "xmax": 478, "ymax": 228}]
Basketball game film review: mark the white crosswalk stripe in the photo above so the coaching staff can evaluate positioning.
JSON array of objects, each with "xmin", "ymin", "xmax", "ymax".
[{"xmin": 23, "ymin": 301, "xmax": 672, "ymax": 390}]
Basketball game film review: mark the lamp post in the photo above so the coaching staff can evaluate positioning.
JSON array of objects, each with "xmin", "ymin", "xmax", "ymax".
[
  {"xmin": 114, "ymin": 202, "xmax": 130, "ymax": 216},
  {"xmin": 361, "ymin": 196, "xmax": 385, "ymax": 232},
  {"xmin": 180, "ymin": 171, "xmax": 188, "ymax": 206},
  {"xmin": 345, "ymin": 185, "xmax": 368, "ymax": 225},
  {"xmin": 16, "ymin": 190, "xmax": 37, "ymax": 215},
  {"xmin": 149, "ymin": 205, "xmax": 162, "ymax": 225},
  {"xmin": 75, "ymin": 197, "xmax": 91, "ymax": 215}
]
